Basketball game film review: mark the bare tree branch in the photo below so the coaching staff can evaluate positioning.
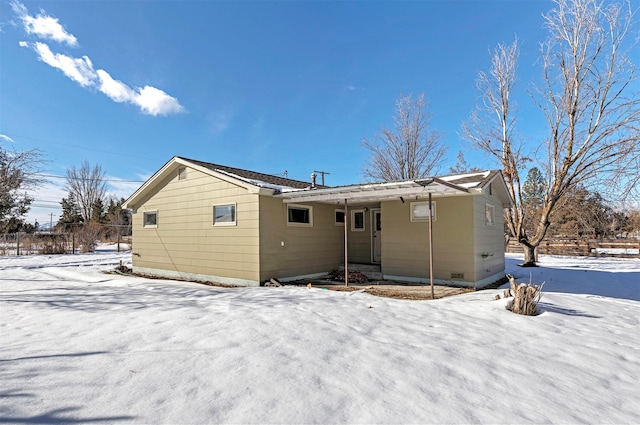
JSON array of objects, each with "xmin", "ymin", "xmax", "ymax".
[
  {"xmin": 0, "ymin": 143, "xmax": 44, "ymax": 232},
  {"xmin": 362, "ymin": 93, "xmax": 446, "ymax": 181},
  {"xmin": 463, "ymin": 0, "xmax": 640, "ymax": 266},
  {"xmin": 65, "ymin": 161, "xmax": 107, "ymax": 223}
]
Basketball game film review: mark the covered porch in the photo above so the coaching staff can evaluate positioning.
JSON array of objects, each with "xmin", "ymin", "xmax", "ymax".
[{"xmin": 279, "ymin": 178, "xmax": 469, "ymax": 292}]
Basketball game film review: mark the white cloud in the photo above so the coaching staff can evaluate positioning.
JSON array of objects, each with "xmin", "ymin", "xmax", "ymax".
[
  {"xmin": 33, "ymin": 42, "xmax": 96, "ymax": 87},
  {"xmin": 96, "ymin": 69, "xmax": 136, "ymax": 103},
  {"xmin": 12, "ymin": 1, "xmax": 78, "ymax": 47},
  {"xmin": 135, "ymin": 86, "xmax": 184, "ymax": 116},
  {"xmin": 0, "ymin": 134, "xmax": 16, "ymax": 143},
  {"xmin": 97, "ymin": 70, "xmax": 184, "ymax": 116},
  {"xmin": 14, "ymin": 2, "xmax": 184, "ymax": 116}
]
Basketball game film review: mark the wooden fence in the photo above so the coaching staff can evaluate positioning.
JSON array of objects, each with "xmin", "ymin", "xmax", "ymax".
[
  {"xmin": 507, "ymin": 238, "xmax": 640, "ymax": 258},
  {"xmin": 0, "ymin": 231, "xmax": 131, "ymax": 256}
]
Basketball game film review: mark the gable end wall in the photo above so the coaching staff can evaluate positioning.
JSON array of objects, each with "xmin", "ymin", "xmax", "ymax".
[{"xmin": 130, "ymin": 166, "xmax": 261, "ymax": 285}]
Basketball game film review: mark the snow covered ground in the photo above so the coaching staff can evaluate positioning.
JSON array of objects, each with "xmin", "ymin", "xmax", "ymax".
[{"xmin": 1, "ymin": 248, "xmax": 638, "ymax": 424}]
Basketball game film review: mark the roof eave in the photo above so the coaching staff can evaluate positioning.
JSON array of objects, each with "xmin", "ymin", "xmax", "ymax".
[
  {"xmin": 278, "ymin": 179, "xmax": 469, "ymax": 204},
  {"xmin": 123, "ymin": 156, "xmax": 274, "ymax": 210}
]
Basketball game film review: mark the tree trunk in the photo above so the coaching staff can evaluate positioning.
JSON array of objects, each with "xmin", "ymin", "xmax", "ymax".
[{"xmin": 521, "ymin": 243, "xmax": 538, "ymax": 267}]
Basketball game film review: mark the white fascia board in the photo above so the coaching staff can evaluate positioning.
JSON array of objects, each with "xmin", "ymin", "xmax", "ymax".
[
  {"xmin": 124, "ymin": 156, "xmax": 182, "ymax": 209},
  {"xmin": 123, "ymin": 157, "xmax": 276, "ymax": 210},
  {"xmin": 280, "ymin": 181, "xmax": 467, "ymax": 204}
]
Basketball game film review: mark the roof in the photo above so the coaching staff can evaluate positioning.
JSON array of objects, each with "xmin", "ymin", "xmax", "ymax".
[
  {"xmin": 123, "ymin": 156, "xmax": 312, "ymax": 210},
  {"xmin": 179, "ymin": 157, "xmax": 315, "ymax": 190},
  {"xmin": 279, "ymin": 170, "xmax": 512, "ymax": 206},
  {"xmin": 124, "ymin": 156, "xmax": 512, "ymax": 210}
]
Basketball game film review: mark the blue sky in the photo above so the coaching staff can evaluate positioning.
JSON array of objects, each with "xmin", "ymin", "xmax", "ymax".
[{"xmin": 2, "ymin": 0, "xmax": 561, "ymax": 225}]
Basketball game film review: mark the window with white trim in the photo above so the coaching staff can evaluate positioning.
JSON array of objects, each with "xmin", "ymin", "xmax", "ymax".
[
  {"xmin": 351, "ymin": 210, "xmax": 365, "ymax": 231},
  {"xmin": 143, "ymin": 211, "xmax": 158, "ymax": 228},
  {"xmin": 213, "ymin": 204, "xmax": 236, "ymax": 226},
  {"xmin": 411, "ymin": 201, "xmax": 436, "ymax": 221},
  {"xmin": 287, "ymin": 204, "xmax": 313, "ymax": 226},
  {"xmin": 335, "ymin": 209, "xmax": 345, "ymax": 225},
  {"xmin": 485, "ymin": 203, "xmax": 495, "ymax": 226}
]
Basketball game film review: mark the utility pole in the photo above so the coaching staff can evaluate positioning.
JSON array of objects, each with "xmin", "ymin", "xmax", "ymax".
[
  {"xmin": 313, "ymin": 170, "xmax": 330, "ymax": 186},
  {"xmin": 49, "ymin": 213, "xmax": 54, "ymax": 231}
]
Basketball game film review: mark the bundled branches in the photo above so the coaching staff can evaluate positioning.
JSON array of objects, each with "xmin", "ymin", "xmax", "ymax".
[{"xmin": 504, "ymin": 274, "xmax": 544, "ymax": 316}]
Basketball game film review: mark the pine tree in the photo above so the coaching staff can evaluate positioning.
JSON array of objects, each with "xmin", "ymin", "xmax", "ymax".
[
  {"xmin": 58, "ymin": 195, "xmax": 83, "ymax": 230},
  {"xmin": 522, "ymin": 167, "xmax": 546, "ymax": 207},
  {"xmin": 91, "ymin": 198, "xmax": 106, "ymax": 223}
]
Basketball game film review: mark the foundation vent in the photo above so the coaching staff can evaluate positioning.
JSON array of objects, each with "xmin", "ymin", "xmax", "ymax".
[{"xmin": 451, "ymin": 272, "xmax": 464, "ymax": 280}]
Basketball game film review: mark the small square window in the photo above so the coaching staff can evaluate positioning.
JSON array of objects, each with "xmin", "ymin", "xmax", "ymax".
[
  {"xmin": 213, "ymin": 204, "xmax": 236, "ymax": 226},
  {"xmin": 287, "ymin": 204, "xmax": 313, "ymax": 226},
  {"xmin": 411, "ymin": 201, "xmax": 436, "ymax": 221},
  {"xmin": 143, "ymin": 211, "xmax": 157, "ymax": 228},
  {"xmin": 351, "ymin": 210, "xmax": 365, "ymax": 231},
  {"xmin": 485, "ymin": 204, "xmax": 495, "ymax": 226},
  {"xmin": 335, "ymin": 209, "xmax": 345, "ymax": 225}
]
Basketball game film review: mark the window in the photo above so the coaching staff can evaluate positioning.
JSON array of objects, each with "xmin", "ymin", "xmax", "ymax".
[
  {"xmin": 178, "ymin": 167, "xmax": 186, "ymax": 180},
  {"xmin": 351, "ymin": 210, "xmax": 365, "ymax": 231},
  {"xmin": 485, "ymin": 203, "xmax": 495, "ymax": 226},
  {"xmin": 287, "ymin": 204, "xmax": 313, "ymax": 226},
  {"xmin": 335, "ymin": 209, "xmax": 345, "ymax": 225},
  {"xmin": 213, "ymin": 204, "xmax": 236, "ymax": 226},
  {"xmin": 143, "ymin": 211, "xmax": 157, "ymax": 228},
  {"xmin": 411, "ymin": 201, "xmax": 436, "ymax": 221}
]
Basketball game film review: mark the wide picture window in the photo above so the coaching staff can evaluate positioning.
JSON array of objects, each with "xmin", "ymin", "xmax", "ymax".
[{"xmin": 287, "ymin": 205, "xmax": 312, "ymax": 226}]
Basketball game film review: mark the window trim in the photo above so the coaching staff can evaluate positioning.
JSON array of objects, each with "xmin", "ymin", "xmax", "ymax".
[
  {"xmin": 143, "ymin": 210, "xmax": 158, "ymax": 228},
  {"xmin": 410, "ymin": 201, "xmax": 437, "ymax": 222},
  {"xmin": 351, "ymin": 209, "xmax": 365, "ymax": 231},
  {"xmin": 334, "ymin": 209, "xmax": 345, "ymax": 226},
  {"xmin": 485, "ymin": 203, "xmax": 495, "ymax": 226},
  {"xmin": 213, "ymin": 203, "xmax": 237, "ymax": 227},
  {"xmin": 287, "ymin": 204, "xmax": 313, "ymax": 227}
]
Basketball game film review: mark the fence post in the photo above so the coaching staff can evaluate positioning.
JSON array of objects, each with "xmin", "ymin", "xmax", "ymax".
[
  {"xmin": 16, "ymin": 232, "xmax": 20, "ymax": 256},
  {"xmin": 72, "ymin": 230, "xmax": 76, "ymax": 254}
]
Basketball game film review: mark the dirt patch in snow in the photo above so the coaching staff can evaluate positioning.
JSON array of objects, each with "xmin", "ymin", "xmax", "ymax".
[{"xmin": 300, "ymin": 281, "xmax": 473, "ymax": 300}]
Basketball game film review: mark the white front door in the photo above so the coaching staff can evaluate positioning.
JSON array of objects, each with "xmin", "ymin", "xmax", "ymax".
[{"xmin": 372, "ymin": 209, "xmax": 381, "ymax": 263}]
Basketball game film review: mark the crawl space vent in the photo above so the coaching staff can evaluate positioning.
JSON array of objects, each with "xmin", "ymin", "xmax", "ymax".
[{"xmin": 451, "ymin": 272, "xmax": 464, "ymax": 279}]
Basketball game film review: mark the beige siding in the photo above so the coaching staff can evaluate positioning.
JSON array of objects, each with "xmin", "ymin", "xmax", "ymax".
[
  {"xmin": 259, "ymin": 197, "xmax": 344, "ymax": 281},
  {"xmin": 381, "ymin": 196, "xmax": 477, "ymax": 283},
  {"xmin": 472, "ymin": 191, "xmax": 506, "ymax": 283},
  {"xmin": 130, "ymin": 165, "xmax": 261, "ymax": 283}
]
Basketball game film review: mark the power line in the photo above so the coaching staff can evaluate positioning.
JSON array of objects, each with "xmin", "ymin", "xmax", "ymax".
[
  {"xmin": 2, "ymin": 132, "xmax": 163, "ymax": 162},
  {"xmin": 29, "ymin": 173, "xmax": 145, "ymax": 183}
]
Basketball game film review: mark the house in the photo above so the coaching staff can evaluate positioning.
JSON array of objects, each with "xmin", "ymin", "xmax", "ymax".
[{"xmin": 123, "ymin": 156, "xmax": 513, "ymax": 289}]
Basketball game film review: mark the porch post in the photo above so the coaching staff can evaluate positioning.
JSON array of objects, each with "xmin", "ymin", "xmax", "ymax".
[
  {"xmin": 428, "ymin": 192, "xmax": 434, "ymax": 299},
  {"xmin": 344, "ymin": 198, "xmax": 349, "ymax": 287}
]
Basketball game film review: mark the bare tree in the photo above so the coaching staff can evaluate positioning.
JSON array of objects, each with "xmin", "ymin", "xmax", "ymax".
[
  {"xmin": 463, "ymin": 0, "xmax": 640, "ymax": 266},
  {"xmin": 65, "ymin": 161, "xmax": 107, "ymax": 223},
  {"xmin": 362, "ymin": 93, "xmax": 446, "ymax": 181},
  {"xmin": 449, "ymin": 150, "xmax": 484, "ymax": 174},
  {"xmin": 0, "ymin": 142, "xmax": 44, "ymax": 232}
]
